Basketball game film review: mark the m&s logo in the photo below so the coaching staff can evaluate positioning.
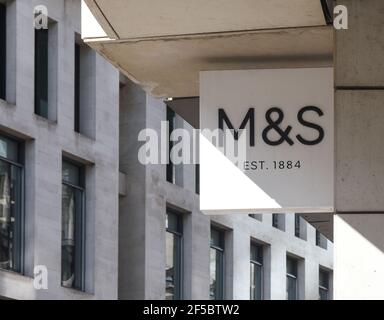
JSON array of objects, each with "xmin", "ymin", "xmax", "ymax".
[{"xmin": 218, "ymin": 106, "xmax": 325, "ymax": 147}]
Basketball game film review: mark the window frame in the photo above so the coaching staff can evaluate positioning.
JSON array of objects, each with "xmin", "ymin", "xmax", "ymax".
[
  {"xmin": 319, "ymin": 268, "xmax": 330, "ymax": 300},
  {"xmin": 294, "ymin": 214, "xmax": 301, "ymax": 238},
  {"xmin": 34, "ymin": 27, "xmax": 49, "ymax": 118},
  {"xmin": 272, "ymin": 213, "xmax": 279, "ymax": 228},
  {"xmin": 195, "ymin": 164, "xmax": 200, "ymax": 195},
  {"xmin": 61, "ymin": 159, "xmax": 86, "ymax": 291},
  {"xmin": 166, "ymin": 106, "xmax": 176, "ymax": 184},
  {"xmin": 316, "ymin": 230, "xmax": 320, "ymax": 246},
  {"xmin": 316, "ymin": 230, "xmax": 328, "ymax": 249},
  {"xmin": 272, "ymin": 213, "xmax": 285, "ymax": 231},
  {"xmin": 286, "ymin": 256, "xmax": 298, "ymax": 300},
  {"xmin": 0, "ymin": 133, "xmax": 25, "ymax": 274},
  {"xmin": 210, "ymin": 227, "xmax": 225, "ymax": 300},
  {"xmin": 74, "ymin": 41, "xmax": 81, "ymax": 133},
  {"xmin": 249, "ymin": 214, "xmax": 262, "ymax": 222},
  {"xmin": 250, "ymin": 242, "xmax": 263, "ymax": 300},
  {"xmin": 165, "ymin": 209, "xmax": 183, "ymax": 300}
]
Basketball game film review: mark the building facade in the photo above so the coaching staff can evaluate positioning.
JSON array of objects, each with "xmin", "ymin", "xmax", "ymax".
[
  {"xmin": 0, "ymin": 0, "xmax": 333, "ymax": 300},
  {"xmin": 0, "ymin": 0, "xmax": 119, "ymax": 299},
  {"xmin": 119, "ymin": 79, "xmax": 333, "ymax": 300}
]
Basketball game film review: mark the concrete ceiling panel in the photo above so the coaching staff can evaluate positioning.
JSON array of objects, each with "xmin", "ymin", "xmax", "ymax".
[{"xmin": 89, "ymin": 0, "xmax": 327, "ymax": 39}]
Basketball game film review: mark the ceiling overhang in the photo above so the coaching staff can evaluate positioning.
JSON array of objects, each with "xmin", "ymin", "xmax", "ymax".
[{"xmin": 82, "ymin": 0, "xmax": 334, "ymax": 98}]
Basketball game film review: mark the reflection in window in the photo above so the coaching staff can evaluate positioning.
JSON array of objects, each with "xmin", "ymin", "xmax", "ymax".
[
  {"xmin": 0, "ymin": 135, "xmax": 23, "ymax": 273},
  {"xmin": 61, "ymin": 160, "xmax": 85, "ymax": 290},
  {"xmin": 286, "ymin": 256, "xmax": 298, "ymax": 300},
  {"xmin": 250, "ymin": 242, "xmax": 263, "ymax": 300},
  {"xmin": 210, "ymin": 227, "xmax": 224, "ymax": 300},
  {"xmin": 165, "ymin": 210, "xmax": 182, "ymax": 300}
]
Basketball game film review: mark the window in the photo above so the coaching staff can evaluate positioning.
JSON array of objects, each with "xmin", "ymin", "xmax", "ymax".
[
  {"xmin": 286, "ymin": 256, "xmax": 298, "ymax": 300},
  {"xmin": 249, "ymin": 214, "xmax": 262, "ymax": 222},
  {"xmin": 195, "ymin": 164, "xmax": 199, "ymax": 195},
  {"xmin": 319, "ymin": 268, "xmax": 330, "ymax": 300},
  {"xmin": 316, "ymin": 230, "xmax": 328, "ymax": 249},
  {"xmin": 34, "ymin": 20, "xmax": 57, "ymax": 120},
  {"xmin": 272, "ymin": 213, "xmax": 285, "ymax": 231},
  {"xmin": 166, "ymin": 209, "xmax": 183, "ymax": 300},
  {"xmin": 166, "ymin": 106, "xmax": 183, "ymax": 186},
  {"xmin": 74, "ymin": 41, "xmax": 80, "ymax": 132},
  {"xmin": 74, "ymin": 35, "xmax": 95, "ymax": 138},
  {"xmin": 210, "ymin": 227, "xmax": 224, "ymax": 300},
  {"xmin": 250, "ymin": 242, "xmax": 263, "ymax": 300},
  {"xmin": 34, "ymin": 27, "xmax": 48, "ymax": 117},
  {"xmin": 62, "ymin": 160, "xmax": 85, "ymax": 290},
  {"xmin": 272, "ymin": 214, "xmax": 278, "ymax": 228},
  {"xmin": 166, "ymin": 107, "xmax": 176, "ymax": 184},
  {"xmin": 0, "ymin": 3, "xmax": 5, "ymax": 101},
  {"xmin": 294, "ymin": 214, "xmax": 300, "ymax": 237},
  {"xmin": 0, "ymin": 134, "xmax": 23, "ymax": 273}
]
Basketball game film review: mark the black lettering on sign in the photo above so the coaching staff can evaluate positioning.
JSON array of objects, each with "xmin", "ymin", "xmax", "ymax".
[
  {"xmin": 218, "ymin": 108, "xmax": 255, "ymax": 146},
  {"xmin": 296, "ymin": 106, "xmax": 325, "ymax": 145},
  {"xmin": 262, "ymin": 107, "xmax": 294, "ymax": 146}
]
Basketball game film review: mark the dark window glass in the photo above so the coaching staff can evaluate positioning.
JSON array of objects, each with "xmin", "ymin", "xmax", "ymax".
[
  {"xmin": 0, "ymin": 135, "xmax": 19, "ymax": 162},
  {"xmin": 166, "ymin": 210, "xmax": 182, "ymax": 300},
  {"xmin": 62, "ymin": 160, "xmax": 83, "ymax": 186},
  {"xmin": 210, "ymin": 227, "xmax": 224, "ymax": 248},
  {"xmin": 61, "ymin": 160, "xmax": 85, "ymax": 290},
  {"xmin": 195, "ymin": 164, "xmax": 199, "ymax": 195},
  {"xmin": 272, "ymin": 213, "xmax": 279, "ymax": 228},
  {"xmin": 74, "ymin": 42, "xmax": 80, "ymax": 132},
  {"xmin": 316, "ymin": 230, "xmax": 328, "ymax": 249},
  {"xmin": 210, "ymin": 227, "xmax": 224, "ymax": 300},
  {"xmin": 286, "ymin": 256, "xmax": 298, "ymax": 300},
  {"xmin": 272, "ymin": 214, "xmax": 285, "ymax": 231},
  {"xmin": 249, "ymin": 214, "xmax": 262, "ymax": 222},
  {"xmin": 319, "ymin": 269, "xmax": 330, "ymax": 300},
  {"xmin": 166, "ymin": 107, "xmax": 175, "ymax": 183},
  {"xmin": 0, "ymin": 3, "xmax": 6, "ymax": 100},
  {"xmin": 250, "ymin": 243, "xmax": 263, "ymax": 300},
  {"xmin": 34, "ymin": 28, "xmax": 49, "ymax": 118},
  {"xmin": 0, "ymin": 135, "xmax": 23, "ymax": 273},
  {"xmin": 250, "ymin": 243, "xmax": 263, "ymax": 264},
  {"xmin": 73, "ymin": 36, "xmax": 95, "ymax": 138},
  {"xmin": 295, "ymin": 214, "xmax": 301, "ymax": 238}
]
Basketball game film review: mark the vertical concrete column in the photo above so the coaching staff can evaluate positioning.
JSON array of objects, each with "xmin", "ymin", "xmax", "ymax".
[
  {"xmin": 285, "ymin": 214, "xmax": 295, "ymax": 237},
  {"xmin": 232, "ymin": 228, "xmax": 250, "ymax": 299},
  {"xmin": 145, "ymin": 96, "xmax": 168, "ymax": 300},
  {"xmin": 334, "ymin": 0, "xmax": 384, "ymax": 299},
  {"xmin": 269, "ymin": 244, "xmax": 286, "ymax": 299},
  {"xmin": 190, "ymin": 212, "xmax": 210, "ymax": 300},
  {"xmin": 119, "ymin": 81, "xmax": 147, "ymax": 299},
  {"xmin": 304, "ymin": 259, "xmax": 319, "ymax": 300}
]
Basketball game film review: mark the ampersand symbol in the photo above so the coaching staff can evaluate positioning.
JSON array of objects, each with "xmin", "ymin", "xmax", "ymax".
[{"xmin": 262, "ymin": 107, "xmax": 294, "ymax": 146}]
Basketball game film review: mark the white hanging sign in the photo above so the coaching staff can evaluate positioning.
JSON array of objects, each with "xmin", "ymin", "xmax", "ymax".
[{"xmin": 199, "ymin": 68, "xmax": 334, "ymax": 214}]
